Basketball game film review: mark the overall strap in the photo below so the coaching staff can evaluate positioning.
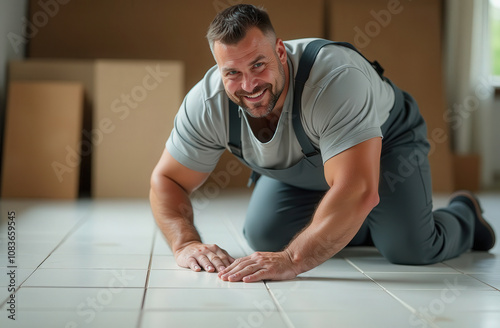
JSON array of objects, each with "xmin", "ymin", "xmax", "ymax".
[
  {"xmin": 228, "ymin": 99, "xmax": 242, "ymax": 158},
  {"xmin": 228, "ymin": 98, "xmax": 260, "ymax": 186},
  {"xmin": 292, "ymin": 39, "xmax": 385, "ymax": 167}
]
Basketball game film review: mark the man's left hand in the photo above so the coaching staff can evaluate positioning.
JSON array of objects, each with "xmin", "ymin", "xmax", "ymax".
[{"xmin": 218, "ymin": 251, "xmax": 298, "ymax": 283}]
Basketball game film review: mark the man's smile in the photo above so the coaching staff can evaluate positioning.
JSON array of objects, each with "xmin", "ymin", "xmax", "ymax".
[{"xmin": 243, "ymin": 88, "xmax": 267, "ymax": 102}]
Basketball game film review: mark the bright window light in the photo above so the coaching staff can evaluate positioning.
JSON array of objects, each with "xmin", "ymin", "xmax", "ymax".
[{"xmin": 490, "ymin": 0, "xmax": 500, "ymax": 80}]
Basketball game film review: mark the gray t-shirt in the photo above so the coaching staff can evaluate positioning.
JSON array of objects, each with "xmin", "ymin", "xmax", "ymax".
[{"xmin": 166, "ymin": 38, "xmax": 395, "ymax": 173}]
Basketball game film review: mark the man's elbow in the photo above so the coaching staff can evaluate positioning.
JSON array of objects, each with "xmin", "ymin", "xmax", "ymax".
[
  {"xmin": 150, "ymin": 169, "xmax": 161, "ymax": 193},
  {"xmin": 361, "ymin": 187, "xmax": 380, "ymax": 214}
]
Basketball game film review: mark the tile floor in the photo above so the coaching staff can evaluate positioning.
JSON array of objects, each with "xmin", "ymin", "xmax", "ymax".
[{"xmin": 0, "ymin": 190, "xmax": 499, "ymax": 328}]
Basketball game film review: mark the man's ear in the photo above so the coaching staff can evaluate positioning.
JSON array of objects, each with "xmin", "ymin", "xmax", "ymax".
[{"xmin": 275, "ymin": 38, "xmax": 287, "ymax": 65}]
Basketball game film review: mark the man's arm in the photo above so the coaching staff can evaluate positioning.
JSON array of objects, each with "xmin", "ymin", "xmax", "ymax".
[
  {"xmin": 150, "ymin": 148, "xmax": 235, "ymax": 272},
  {"xmin": 218, "ymin": 137, "xmax": 381, "ymax": 282}
]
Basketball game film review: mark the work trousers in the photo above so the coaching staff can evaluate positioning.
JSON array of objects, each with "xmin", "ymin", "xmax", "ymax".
[{"xmin": 243, "ymin": 89, "xmax": 474, "ymax": 265}]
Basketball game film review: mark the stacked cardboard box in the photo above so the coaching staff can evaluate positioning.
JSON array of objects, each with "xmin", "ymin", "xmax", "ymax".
[{"xmin": 8, "ymin": 59, "xmax": 184, "ymax": 198}]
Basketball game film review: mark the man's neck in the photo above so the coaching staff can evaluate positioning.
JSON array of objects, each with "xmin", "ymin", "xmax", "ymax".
[
  {"xmin": 246, "ymin": 60, "xmax": 290, "ymax": 143},
  {"xmin": 267, "ymin": 58, "xmax": 290, "ymax": 120}
]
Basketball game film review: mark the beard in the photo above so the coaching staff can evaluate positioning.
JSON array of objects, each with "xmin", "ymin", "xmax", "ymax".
[{"xmin": 229, "ymin": 60, "xmax": 286, "ymax": 119}]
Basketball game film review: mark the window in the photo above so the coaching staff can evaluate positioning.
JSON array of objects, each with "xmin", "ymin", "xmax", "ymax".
[{"xmin": 491, "ymin": 0, "xmax": 500, "ymax": 83}]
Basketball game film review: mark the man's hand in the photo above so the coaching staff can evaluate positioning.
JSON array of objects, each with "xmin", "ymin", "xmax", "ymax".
[
  {"xmin": 175, "ymin": 242, "xmax": 235, "ymax": 272},
  {"xmin": 218, "ymin": 251, "xmax": 298, "ymax": 283}
]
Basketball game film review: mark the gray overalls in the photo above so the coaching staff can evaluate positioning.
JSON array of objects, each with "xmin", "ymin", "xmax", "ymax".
[{"xmin": 227, "ymin": 40, "xmax": 475, "ymax": 265}]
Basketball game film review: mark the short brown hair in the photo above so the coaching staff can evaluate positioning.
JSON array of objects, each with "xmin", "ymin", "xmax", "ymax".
[{"xmin": 206, "ymin": 4, "xmax": 276, "ymax": 51}]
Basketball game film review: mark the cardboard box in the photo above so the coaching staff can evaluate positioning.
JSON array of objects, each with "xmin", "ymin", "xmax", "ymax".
[
  {"xmin": 327, "ymin": 0, "xmax": 454, "ymax": 191},
  {"xmin": 1, "ymin": 82, "xmax": 84, "ymax": 198},
  {"xmin": 9, "ymin": 60, "xmax": 95, "ymax": 195},
  {"xmin": 92, "ymin": 60, "xmax": 183, "ymax": 198}
]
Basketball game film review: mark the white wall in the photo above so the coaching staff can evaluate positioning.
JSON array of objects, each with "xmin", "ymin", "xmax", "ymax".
[{"xmin": 0, "ymin": 0, "xmax": 29, "ymax": 171}]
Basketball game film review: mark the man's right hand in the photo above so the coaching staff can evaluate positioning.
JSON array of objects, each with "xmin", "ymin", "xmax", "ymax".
[{"xmin": 174, "ymin": 241, "xmax": 235, "ymax": 272}]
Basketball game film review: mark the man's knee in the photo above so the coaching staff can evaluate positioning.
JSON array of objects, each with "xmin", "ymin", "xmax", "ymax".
[
  {"xmin": 378, "ymin": 242, "xmax": 438, "ymax": 266},
  {"xmin": 242, "ymin": 223, "xmax": 289, "ymax": 252}
]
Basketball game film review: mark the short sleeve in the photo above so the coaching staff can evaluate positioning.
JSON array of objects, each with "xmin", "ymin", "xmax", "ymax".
[
  {"xmin": 166, "ymin": 83, "xmax": 226, "ymax": 173},
  {"xmin": 310, "ymin": 67, "xmax": 383, "ymax": 163}
]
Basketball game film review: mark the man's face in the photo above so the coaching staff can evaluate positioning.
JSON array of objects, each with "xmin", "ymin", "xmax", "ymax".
[{"xmin": 213, "ymin": 27, "xmax": 288, "ymax": 118}]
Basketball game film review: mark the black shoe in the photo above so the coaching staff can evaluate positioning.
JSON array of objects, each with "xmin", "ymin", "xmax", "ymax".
[{"xmin": 449, "ymin": 190, "xmax": 496, "ymax": 251}]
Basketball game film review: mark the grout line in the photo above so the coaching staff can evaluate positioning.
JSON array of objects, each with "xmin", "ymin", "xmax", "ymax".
[
  {"xmin": 344, "ymin": 258, "xmax": 441, "ymax": 328},
  {"xmin": 264, "ymin": 282, "xmax": 296, "ymax": 328},
  {"xmin": 464, "ymin": 274, "xmax": 500, "ymax": 292},
  {"xmin": 341, "ymin": 255, "xmax": 365, "ymax": 273},
  {"xmin": 136, "ymin": 227, "xmax": 157, "ymax": 328},
  {"xmin": 222, "ymin": 217, "xmax": 253, "ymax": 256},
  {"xmin": 442, "ymin": 262, "xmax": 464, "ymax": 273},
  {"xmin": 442, "ymin": 262, "xmax": 500, "ymax": 291},
  {"xmin": 224, "ymin": 216, "xmax": 294, "ymax": 326}
]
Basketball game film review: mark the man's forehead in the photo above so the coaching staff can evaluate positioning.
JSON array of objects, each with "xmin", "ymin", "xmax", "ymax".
[
  {"xmin": 220, "ymin": 54, "xmax": 267, "ymax": 72},
  {"xmin": 213, "ymin": 32, "xmax": 274, "ymax": 67}
]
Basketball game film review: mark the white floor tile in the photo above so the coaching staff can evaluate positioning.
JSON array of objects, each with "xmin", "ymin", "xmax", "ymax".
[
  {"xmin": 141, "ymin": 310, "xmax": 288, "ymax": 328},
  {"xmin": 389, "ymin": 290, "xmax": 500, "ymax": 313},
  {"xmin": 150, "ymin": 255, "xmax": 180, "ymax": 270},
  {"xmin": 148, "ymin": 269, "xmax": 266, "ymax": 289},
  {"xmin": 152, "ymin": 231, "xmax": 173, "ymax": 255},
  {"xmin": 298, "ymin": 257, "xmax": 371, "ymax": 277},
  {"xmin": 0, "ymin": 310, "xmax": 140, "ymax": 328},
  {"xmin": 144, "ymin": 288, "xmax": 277, "ymax": 311},
  {"xmin": 0, "ymin": 287, "xmax": 144, "ymax": 311},
  {"xmin": 288, "ymin": 309, "xmax": 419, "ymax": 328},
  {"xmin": 74, "ymin": 222, "xmax": 155, "ymax": 238},
  {"xmin": 40, "ymin": 253, "xmax": 150, "ymax": 269},
  {"xmin": 444, "ymin": 252, "xmax": 500, "ymax": 274},
  {"xmin": 11, "ymin": 241, "xmax": 60, "ymax": 255},
  {"xmin": 0, "ymin": 253, "xmax": 49, "ymax": 269},
  {"xmin": 0, "ymin": 268, "xmax": 35, "ymax": 287},
  {"xmin": 347, "ymin": 256, "xmax": 459, "ymax": 273},
  {"xmin": 435, "ymin": 312, "xmax": 500, "ymax": 328},
  {"xmin": 470, "ymin": 274, "xmax": 500, "ymax": 290},
  {"xmin": 367, "ymin": 273, "xmax": 494, "ymax": 291},
  {"xmin": 397, "ymin": 288, "xmax": 500, "ymax": 328},
  {"xmin": 54, "ymin": 238, "xmax": 153, "ymax": 255},
  {"xmin": 23, "ymin": 268, "xmax": 147, "ymax": 288},
  {"xmin": 270, "ymin": 288, "xmax": 409, "ymax": 312},
  {"xmin": 266, "ymin": 272, "xmax": 381, "ymax": 291}
]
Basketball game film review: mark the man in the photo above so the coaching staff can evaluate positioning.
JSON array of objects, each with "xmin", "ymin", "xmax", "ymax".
[{"xmin": 150, "ymin": 4, "xmax": 495, "ymax": 283}]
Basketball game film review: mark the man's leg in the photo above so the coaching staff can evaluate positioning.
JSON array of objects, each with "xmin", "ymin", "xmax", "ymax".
[
  {"xmin": 369, "ymin": 90, "xmax": 476, "ymax": 265},
  {"xmin": 243, "ymin": 176, "xmax": 372, "ymax": 252},
  {"xmin": 243, "ymin": 176, "xmax": 323, "ymax": 251},
  {"xmin": 369, "ymin": 142, "xmax": 476, "ymax": 265}
]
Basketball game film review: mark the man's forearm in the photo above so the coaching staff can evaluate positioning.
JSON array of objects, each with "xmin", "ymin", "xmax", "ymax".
[
  {"xmin": 284, "ymin": 185, "xmax": 379, "ymax": 275},
  {"xmin": 150, "ymin": 177, "xmax": 201, "ymax": 253}
]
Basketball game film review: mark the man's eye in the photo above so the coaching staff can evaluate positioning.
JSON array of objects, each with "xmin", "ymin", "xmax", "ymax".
[
  {"xmin": 253, "ymin": 63, "xmax": 264, "ymax": 68},
  {"xmin": 227, "ymin": 71, "xmax": 238, "ymax": 76}
]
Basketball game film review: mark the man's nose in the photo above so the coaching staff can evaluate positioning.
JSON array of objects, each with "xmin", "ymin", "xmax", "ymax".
[{"xmin": 241, "ymin": 74, "xmax": 258, "ymax": 93}]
